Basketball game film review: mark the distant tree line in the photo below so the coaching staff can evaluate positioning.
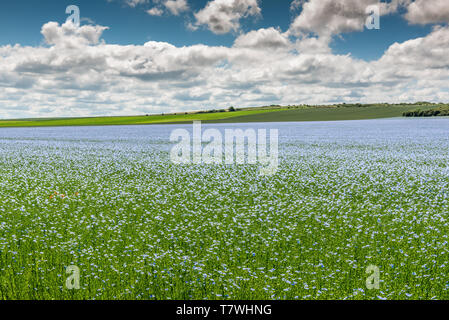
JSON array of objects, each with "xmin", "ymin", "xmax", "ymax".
[
  {"xmin": 195, "ymin": 106, "xmax": 236, "ymax": 114},
  {"xmin": 403, "ymin": 106, "xmax": 449, "ymax": 117}
]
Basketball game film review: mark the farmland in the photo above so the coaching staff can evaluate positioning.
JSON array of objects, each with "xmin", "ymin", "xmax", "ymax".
[
  {"xmin": 0, "ymin": 103, "xmax": 440, "ymax": 128},
  {"xmin": 1, "ymin": 119, "xmax": 449, "ymax": 300}
]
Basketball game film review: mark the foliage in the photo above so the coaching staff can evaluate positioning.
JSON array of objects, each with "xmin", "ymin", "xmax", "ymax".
[{"xmin": 403, "ymin": 105, "xmax": 449, "ymax": 117}]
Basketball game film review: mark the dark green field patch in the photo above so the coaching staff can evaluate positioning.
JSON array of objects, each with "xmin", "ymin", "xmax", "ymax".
[{"xmin": 213, "ymin": 105, "xmax": 438, "ymax": 123}]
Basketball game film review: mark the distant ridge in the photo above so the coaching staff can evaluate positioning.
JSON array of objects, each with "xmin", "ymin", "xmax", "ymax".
[{"xmin": 0, "ymin": 102, "xmax": 445, "ymax": 128}]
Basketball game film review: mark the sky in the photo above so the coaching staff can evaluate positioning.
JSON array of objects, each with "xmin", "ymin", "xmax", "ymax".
[{"xmin": 0, "ymin": 0, "xmax": 448, "ymax": 119}]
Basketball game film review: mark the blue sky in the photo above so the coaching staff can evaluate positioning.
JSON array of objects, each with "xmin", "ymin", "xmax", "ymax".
[
  {"xmin": 0, "ymin": 0, "xmax": 433, "ymax": 59},
  {"xmin": 0, "ymin": 0, "xmax": 448, "ymax": 119}
]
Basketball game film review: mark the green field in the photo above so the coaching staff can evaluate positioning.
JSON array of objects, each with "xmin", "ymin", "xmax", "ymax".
[
  {"xmin": 0, "ymin": 104, "xmax": 439, "ymax": 127},
  {"xmin": 214, "ymin": 105, "xmax": 437, "ymax": 123},
  {"xmin": 1, "ymin": 118, "xmax": 449, "ymax": 300}
]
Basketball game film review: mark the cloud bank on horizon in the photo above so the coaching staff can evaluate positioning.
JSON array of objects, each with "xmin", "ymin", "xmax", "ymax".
[{"xmin": 0, "ymin": 0, "xmax": 449, "ymax": 119}]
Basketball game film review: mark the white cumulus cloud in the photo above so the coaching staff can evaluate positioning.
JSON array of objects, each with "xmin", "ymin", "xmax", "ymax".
[
  {"xmin": 405, "ymin": 0, "xmax": 449, "ymax": 25},
  {"xmin": 233, "ymin": 27, "xmax": 290, "ymax": 49},
  {"xmin": 193, "ymin": 0, "xmax": 261, "ymax": 34},
  {"xmin": 164, "ymin": 0, "xmax": 189, "ymax": 15},
  {"xmin": 289, "ymin": 0, "xmax": 405, "ymax": 37}
]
